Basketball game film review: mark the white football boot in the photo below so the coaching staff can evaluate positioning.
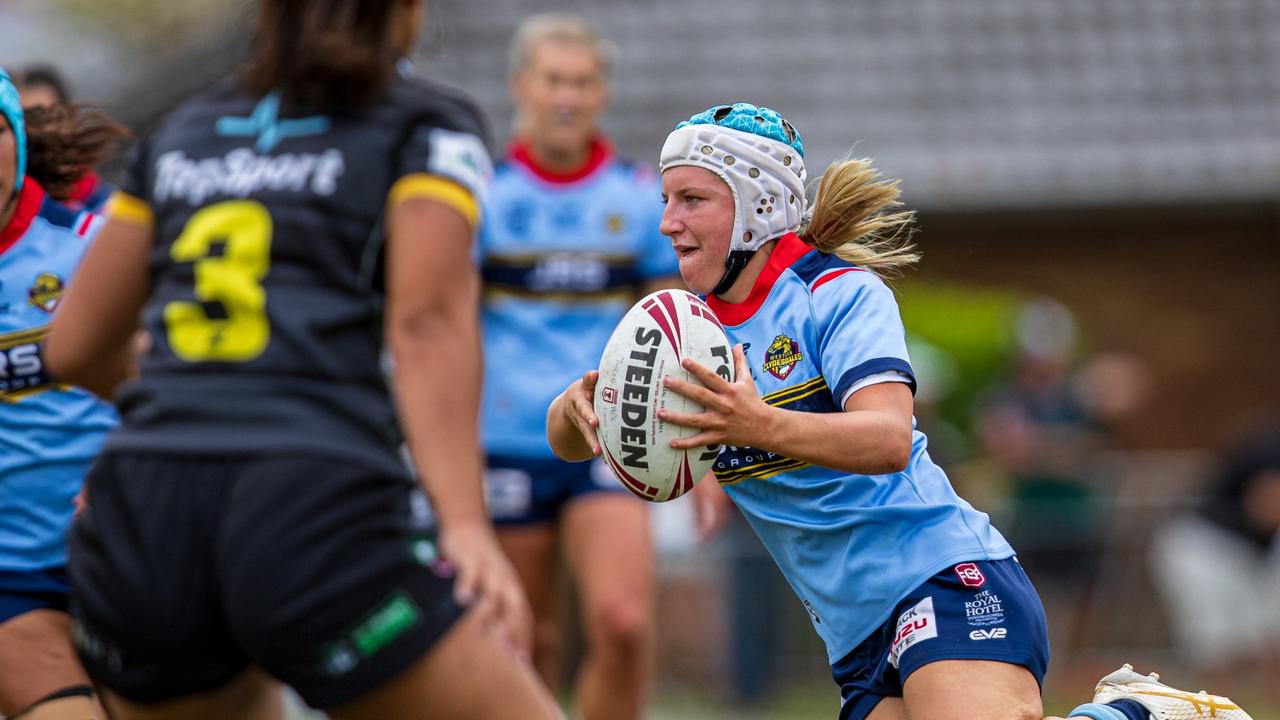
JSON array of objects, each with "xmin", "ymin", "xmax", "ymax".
[{"xmin": 1090, "ymin": 664, "xmax": 1253, "ymax": 720}]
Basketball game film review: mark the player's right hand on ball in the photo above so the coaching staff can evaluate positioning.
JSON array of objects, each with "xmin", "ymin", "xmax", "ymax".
[
  {"xmin": 440, "ymin": 521, "xmax": 534, "ymax": 658},
  {"xmin": 565, "ymin": 369, "xmax": 602, "ymax": 456}
]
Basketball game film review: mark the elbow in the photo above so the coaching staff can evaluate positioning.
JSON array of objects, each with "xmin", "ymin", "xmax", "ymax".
[
  {"xmin": 387, "ymin": 308, "xmax": 448, "ymax": 362},
  {"xmin": 884, "ymin": 445, "xmax": 911, "ymax": 474},
  {"xmin": 43, "ymin": 331, "xmax": 89, "ymax": 387},
  {"xmin": 877, "ymin": 430, "xmax": 913, "ymax": 474}
]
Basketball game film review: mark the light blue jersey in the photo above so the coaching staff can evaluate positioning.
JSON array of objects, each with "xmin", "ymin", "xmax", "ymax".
[
  {"xmin": 0, "ymin": 180, "xmax": 116, "ymax": 570},
  {"xmin": 479, "ymin": 138, "xmax": 678, "ymax": 457},
  {"xmin": 706, "ymin": 232, "xmax": 1014, "ymax": 663}
]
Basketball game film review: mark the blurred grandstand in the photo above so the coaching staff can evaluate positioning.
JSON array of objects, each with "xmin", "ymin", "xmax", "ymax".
[{"xmin": 2, "ymin": 0, "xmax": 1277, "ymax": 716}]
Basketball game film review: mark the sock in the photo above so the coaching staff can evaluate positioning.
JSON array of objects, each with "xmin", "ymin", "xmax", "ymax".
[
  {"xmin": 1066, "ymin": 700, "xmax": 1150, "ymax": 720},
  {"xmin": 1106, "ymin": 700, "xmax": 1151, "ymax": 720}
]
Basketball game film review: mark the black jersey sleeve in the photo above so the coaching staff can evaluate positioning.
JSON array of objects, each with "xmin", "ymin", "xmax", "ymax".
[
  {"xmin": 387, "ymin": 93, "xmax": 493, "ymax": 227},
  {"xmin": 106, "ymin": 134, "xmax": 154, "ymax": 225}
]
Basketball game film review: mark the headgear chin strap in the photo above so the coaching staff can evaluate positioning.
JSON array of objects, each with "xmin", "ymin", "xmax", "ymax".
[
  {"xmin": 659, "ymin": 103, "xmax": 807, "ymax": 296},
  {"xmin": 0, "ymin": 68, "xmax": 27, "ymax": 191}
]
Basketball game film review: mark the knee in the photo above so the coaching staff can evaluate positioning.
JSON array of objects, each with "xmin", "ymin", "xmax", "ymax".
[
  {"xmin": 586, "ymin": 600, "xmax": 652, "ymax": 659},
  {"xmin": 531, "ymin": 615, "xmax": 562, "ymax": 662}
]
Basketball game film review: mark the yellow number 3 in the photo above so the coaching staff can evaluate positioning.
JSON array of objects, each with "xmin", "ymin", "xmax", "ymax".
[{"xmin": 164, "ymin": 200, "xmax": 273, "ymax": 363}]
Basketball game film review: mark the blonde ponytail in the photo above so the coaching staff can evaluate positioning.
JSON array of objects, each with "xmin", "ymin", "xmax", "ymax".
[{"xmin": 798, "ymin": 157, "xmax": 919, "ymax": 275}]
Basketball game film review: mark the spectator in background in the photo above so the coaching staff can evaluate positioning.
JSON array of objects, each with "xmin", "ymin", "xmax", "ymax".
[
  {"xmin": 1151, "ymin": 425, "xmax": 1280, "ymax": 704},
  {"xmin": 973, "ymin": 298, "xmax": 1105, "ymax": 656},
  {"xmin": 15, "ymin": 64, "xmax": 114, "ymax": 212},
  {"xmin": 14, "ymin": 66, "xmax": 68, "ymax": 110},
  {"xmin": 476, "ymin": 13, "xmax": 696, "ymax": 720},
  {"xmin": 972, "ymin": 298, "xmax": 1151, "ymax": 663}
]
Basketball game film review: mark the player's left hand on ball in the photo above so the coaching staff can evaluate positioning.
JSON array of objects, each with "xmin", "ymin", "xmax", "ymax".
[
  {"xmin": 659, "ymin": 344, "xmax": 771, "ymax": 449},
  {"xmin": 439, "ymin": 521, "xmax": 533, "ymax": 658},
  {"xmin": 564, "ymin": 369, "xmax": 602, "ymax": 456}
]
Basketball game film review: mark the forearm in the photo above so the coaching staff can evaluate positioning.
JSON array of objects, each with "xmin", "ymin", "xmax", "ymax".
[
  {"xmin": 391, "ymin": 310, "xmax": 487, "ymax": 529},
  {"xmin": 546, "ymin": 388, "xmax": 595, "ymax": 461},
  {"xmin": 47, "ymin": 340, "xmax": 133, "ymax": 400},
  {"xmin": 759, "ymin": 404, "xmax": 912, "ymax": 475}
]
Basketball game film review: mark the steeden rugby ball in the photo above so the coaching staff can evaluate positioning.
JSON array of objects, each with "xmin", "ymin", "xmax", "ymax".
[{"xmin": 594, "ymin": 289, "xmax": 734, "ymax": 502}]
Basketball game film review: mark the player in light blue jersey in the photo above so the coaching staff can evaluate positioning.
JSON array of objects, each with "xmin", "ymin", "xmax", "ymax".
[
  {"xmin": 478, "ymin": 15, "xmax": 702, "ymax": 719},
  {"xmin": 15, "ymin": 65, "xmax": 115, "ymax": 213},
  {"xmin": 0, "ymin": 67, "xmax": 126, "ymax": 720},
  {"xmin": 548, "ymin": 103, "xmax": 1254, "ymax": 720}
]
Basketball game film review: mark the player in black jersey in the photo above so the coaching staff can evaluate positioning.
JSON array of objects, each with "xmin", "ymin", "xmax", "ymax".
[{"xmin": 45, "ymin": 1, "xmax": 562, "ymax": 718}]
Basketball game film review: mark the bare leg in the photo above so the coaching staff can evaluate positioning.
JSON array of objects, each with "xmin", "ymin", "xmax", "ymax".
[
  {"xmin": 0, "ymin": 609, "xmax": 104, "ymax": 718},
  {"xmin": 327, "ymin": 606, "xmax": 562, "ymax": 720},
  {"xmin": 495, "ymin": 523, "xmax": 562, "ymax": 689},
  {"xmin": 902, "ymin": 660, "xmax": 1067, "ymax": 720},
  {"xmin": 561, "ymin": 494, "xmax": 654, "ymax": 720}
]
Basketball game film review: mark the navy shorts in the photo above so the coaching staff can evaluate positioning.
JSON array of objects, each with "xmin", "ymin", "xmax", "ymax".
[
  {"xmin": 0, "ymin": 567, "xmax": 71, "ymax": 623},
  {"xmin": 69, "ymin": 451, "xmax": 465, "ymax": 710},
  {"xmin": 485, "ymin": 454, "xmax": 628, "ymax": 525},
  {"xmin": 832, "ymin": 558, "xmax": 1050, "ymax": 720}
]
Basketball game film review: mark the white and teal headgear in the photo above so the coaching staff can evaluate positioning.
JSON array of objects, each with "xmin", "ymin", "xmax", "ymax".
[
  {"xmin": 659, "ymin": 103, "xmax": 806, "ymax": 296},
  {"xmin": 0, "ymin": 67, "xmax": 27, "ymax": 191}
]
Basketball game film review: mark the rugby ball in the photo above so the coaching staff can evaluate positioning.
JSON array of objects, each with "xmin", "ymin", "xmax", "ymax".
[{"xmin": 594, "ymin": 289, "xmax": 734, "ymax": 502}]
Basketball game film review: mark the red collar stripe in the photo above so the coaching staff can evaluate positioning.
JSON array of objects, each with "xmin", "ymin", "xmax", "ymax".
[
  {"xmin": 707, "ymin": 232, "xmax": 813, "ymax": 326},
  {"xmin": 809, "ymin": 266, "xmax": 866, "ymax": 293},
  {"xmin": 75, "ymin": 212, "xmax": 94, "ymax": 237},
  {"xmin": 0, "ymin": 179, "xmax": 46, "ymax": 257},
  {"xmin": 508, "ymin": 136, "xmax": 613, "ymax": 185}
]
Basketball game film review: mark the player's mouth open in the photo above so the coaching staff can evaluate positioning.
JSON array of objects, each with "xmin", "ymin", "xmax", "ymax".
[{"xmin": 675, "ymin": 245, "xmax": 699, "ymax": 259}]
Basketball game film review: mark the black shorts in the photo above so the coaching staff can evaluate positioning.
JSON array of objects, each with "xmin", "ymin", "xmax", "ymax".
[{"xmin": 68, "ymin": 451, "xmax": 465, "ymax": 710}]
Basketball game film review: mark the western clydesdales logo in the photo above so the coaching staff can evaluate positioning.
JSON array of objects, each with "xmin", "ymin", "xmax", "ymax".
[
  {"xmin": 27, "ymin": 273, "xmax": 66, "ymax": 313},
  {"xmin": 761, "ymin": 334, "xmax": 802, "ymax": 380}
]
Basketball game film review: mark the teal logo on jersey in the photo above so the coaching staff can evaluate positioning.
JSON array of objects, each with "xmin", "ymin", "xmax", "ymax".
[{"xmin": 215, "ymin": 92, "xmax": 330, "ymax": 153}]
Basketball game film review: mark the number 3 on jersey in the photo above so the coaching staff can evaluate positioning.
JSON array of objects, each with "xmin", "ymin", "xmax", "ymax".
[{"xmin": 164, "ymin": 200, "xmax": 272, "ymax": 362}]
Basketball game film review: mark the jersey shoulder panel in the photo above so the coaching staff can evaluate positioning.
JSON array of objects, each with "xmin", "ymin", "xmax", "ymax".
[
  {"xmin": 153, "ymin": 78, "xmax": 251, "ymax": 137},
  {"xmin": 34, "ymin": 195, "xmax": 84, "ymax": 232},
  {"xmin": 383, "ymin": 78, "xmax": 488, "ymax": 142},
  {"xmin": 787, "ymin": 247, "xmax": 857, "ymax": 287}
]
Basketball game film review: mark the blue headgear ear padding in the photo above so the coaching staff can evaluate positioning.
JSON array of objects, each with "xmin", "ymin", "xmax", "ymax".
[{"xmin": 0, "ymin": 67, "xmax": 27, "ymax": 191}]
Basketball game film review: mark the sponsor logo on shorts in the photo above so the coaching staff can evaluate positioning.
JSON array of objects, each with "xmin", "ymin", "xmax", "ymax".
[
  {"xmin": 888, "ymin": 596, "xmax": 937, "ymax": 668},
  {"xmin": 964, "ymin": 589, "xmax": 1006, "ymax": 627},
  {"xmin": 954, "ymin": 562, "xmax": 986, "ymax": 588},
  {"xmin": 320, "ymin": 590, "xmax": 423, "ymax": 677},
  {"xmin": 969, "ymin": 627, "xmax": 1008, "ymax": 641},
  {"xmin": 485, "ymin": 467, "xmax": 534, "ymax": 519},
  {"xmin": 71, "ymin": 620, "xmax": 125, "ymax": 673}
]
